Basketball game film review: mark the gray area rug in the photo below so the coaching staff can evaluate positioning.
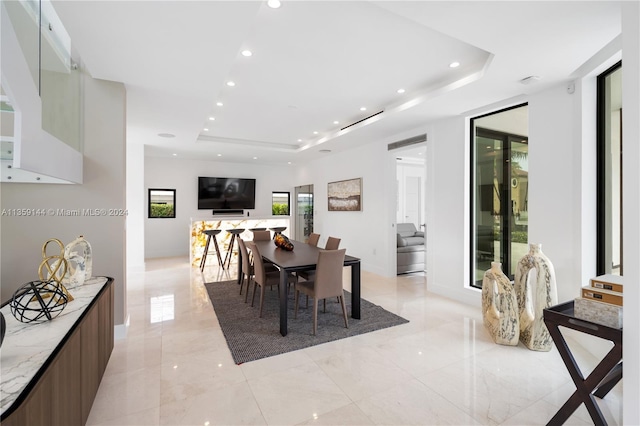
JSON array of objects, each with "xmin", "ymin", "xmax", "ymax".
[{"xmin": 204, "ymin": 280, "xmax": 409, "ymax": 364}]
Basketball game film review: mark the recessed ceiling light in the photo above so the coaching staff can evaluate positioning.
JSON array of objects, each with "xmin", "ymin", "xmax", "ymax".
[
  {"xmin": 241, "ymin": 50, "xmax": 252, "ymax": 57},
  {"xmin": 216, "ymin": 102, "xmax": 223, "ymax": 107},
  {"xmin": 449, "ymin": 61, "xmax": 460, "ymax": 68},
  {"xmin": 209, "ymin": 116, "xmax": 215, "ymax": 121},
  {"xmin": 297, "ymin": 139, "xmax": 302, "ymax": 142},
  {"xmin": 313, "ymin": 131, "xmax": 318, "ymax": 135},
  {"xmin": 226, "ymin": 81, "xmax": 235, "ymax": 87},
  {"xmin": 157, "ymin": 133, "xmax": 175, "ymax": 138},
  {"xmin": 319, "ymin": 149, "xmax": 331, "ymax": 153},
  {"xmin": 253, "ymin": 157, "xmax": 258, "ymax": 160},
  {"xmin": 267, "ymin": 0, "xmax": 281, "ymax": 8},
  {"xmin": 360, "ymin": 107, "xmax": 367, "ymax": 111},
  {"xmin": 333, "ymin": 120, "xmax": 339, "ymax": 124},
  {"xmin": 397, "ymin": 88, "xmax": 405, "ymax": 94},
  {"xmin": 204, "ymin": 128, "xmax": 209, "ymax": 131},
  {"xmin": 172, "ymin": 153, "xmax": 177, "ymax": 156},
  {"xmin": 217, "ymin": 153, "xmax": 222, "ymax": 157},
  {"xmin": 287, "ymin": 162, "xmax": 292, "ymax": 165}
]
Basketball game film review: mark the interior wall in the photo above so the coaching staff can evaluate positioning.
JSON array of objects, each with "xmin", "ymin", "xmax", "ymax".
[
  {"xmin": 144, "ymin": 156, "xmax": 296, "ymax": 259},
  {"xmin": 396, "ymin": 161, "xmax": 426, "ymax": 227},
  {"xmin": 622, "ymin": 1, "xmax": 640, "ymax": 422},
  {"xmin": 126, "ymin": 140, "xmax": 145, "ymax": 272},
  {"xmin": 0, "ymin": 75, "xmax": 127, "ymax": 326}
]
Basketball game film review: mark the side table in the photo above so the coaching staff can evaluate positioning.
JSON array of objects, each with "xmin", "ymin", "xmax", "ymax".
[{"xmin": 543, "ymin": 301, "xmax": 622, "ymax": 425}]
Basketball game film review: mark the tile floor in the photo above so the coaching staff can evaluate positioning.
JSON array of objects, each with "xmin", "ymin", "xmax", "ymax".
[{"xmin": 87, "ymin": 257, "xmax": 623, "ymax": 425}]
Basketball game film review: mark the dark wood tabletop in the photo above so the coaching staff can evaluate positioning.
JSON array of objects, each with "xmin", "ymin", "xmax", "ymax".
[{"xmin": 251, "ymin": 239, "xmax": 361, "ymax": 336}]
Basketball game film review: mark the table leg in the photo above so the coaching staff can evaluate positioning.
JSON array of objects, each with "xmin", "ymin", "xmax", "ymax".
[
  {"xmin": 546, "ymin": 323, "xmax": 622, "ymax": 426},
  {"xmin": 351, "ymin": 261, "xmax": 361, "ymax": 319},
  {"xmin": 594, "ymin": 362, "xmax": 623, "ymax": 398},
  {"xmin": 279, "ymin": 269, "xmax": 288, "ymax": 336}
]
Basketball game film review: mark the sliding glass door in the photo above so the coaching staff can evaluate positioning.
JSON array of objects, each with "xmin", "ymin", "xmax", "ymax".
[
  {"xmin": 471, "ymin": 105, "xmax": 528, "ymax": 288},
  {"xmin": 597, "ymin": 62, "xmax": 622, "ymax": 276}
]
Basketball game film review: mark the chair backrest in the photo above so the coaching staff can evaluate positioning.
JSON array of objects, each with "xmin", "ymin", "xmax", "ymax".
[
  {"xmin": 325, "ymin": 236, "xmax": 341, "ymax": 250},
  {"xmin": 238, "ymin": 238, "xmax": 252, "ymax": 276},
  {"xmin": 245, "ymin": 241, "xmax": 265, "ymax": 285},
  {"xmin": 314, "ymin": 249, "xmax": 346, "ymax": 300},
  {"xmin": 307, "ymin": 233, "xmax": 320, "ymax": 247},
  {"xmin": 252, "ymin": 230, "xmax": 271, "ymax": 241}
]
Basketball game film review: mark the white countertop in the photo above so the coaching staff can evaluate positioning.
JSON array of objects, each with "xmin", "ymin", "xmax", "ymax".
[
  {"xmin": 0, "ymin": 277, "xmax": 110, "ymax": 417},
  {"xmin": 190, "ymin": 216, "xmax": 290, "ymax": 221}
]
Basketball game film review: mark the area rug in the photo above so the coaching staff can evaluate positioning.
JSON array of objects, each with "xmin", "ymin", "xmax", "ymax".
[{"xmin": 204, "ymin": 280, "xmax": 409, "ymax": 364}]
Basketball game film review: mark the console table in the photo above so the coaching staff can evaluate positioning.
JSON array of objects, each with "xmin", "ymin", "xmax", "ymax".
[
  {"xmin": 543, "ymin": 301, "xmax": 622, "ymax": 426},
  {"xmin": 0, "ymin": 277, "xmax": 114, "ymax": 425}
]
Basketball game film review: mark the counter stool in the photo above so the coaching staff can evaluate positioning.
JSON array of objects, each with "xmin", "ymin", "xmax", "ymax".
[
  {"xmin": 269, "ymin": 226, "xmax": 287, "ymax": 239},
  {"xmin": 200, "ymin": 229, "xmax": 223, "ymax": 271},
  {"xmin": 223, "ymin": 228, "xmax": 245, "ymax": 269}
]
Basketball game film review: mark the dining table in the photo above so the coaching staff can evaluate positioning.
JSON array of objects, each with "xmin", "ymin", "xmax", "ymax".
[{"xmin": 248, "ymin": 239, "xmax": 361, "ymax": 336}]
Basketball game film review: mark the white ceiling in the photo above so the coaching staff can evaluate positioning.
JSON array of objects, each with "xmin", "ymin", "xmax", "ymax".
[{"xmin": 51, "ymin": 1, "xmax": 621, "ymax": 166}]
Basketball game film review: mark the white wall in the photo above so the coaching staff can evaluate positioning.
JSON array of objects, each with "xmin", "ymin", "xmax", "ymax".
[
  {"xmin": 126, "ymin": 140, "xmax": 145, "ymax": 272},
  {"xmin": 622, "ymin": 1, "xmax": 640, "ymax": 423},
  {"xmin": 0, "ymin": 75, "xmax": 127, "ymax": 326},
  {"xmin": 144, "ymin": 156, "xmax": 297, "ymax": 259}
]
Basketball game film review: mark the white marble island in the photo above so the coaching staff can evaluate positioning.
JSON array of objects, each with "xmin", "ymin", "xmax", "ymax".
[{"xmin": 191, "ymin": 216, "xmax": 290, "ymax": 267}]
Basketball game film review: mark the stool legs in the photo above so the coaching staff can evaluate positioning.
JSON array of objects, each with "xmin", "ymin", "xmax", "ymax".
[
  {"xmin": 200, "ymin": 235, "xmax": 212, "ymax": 271},
  {"xmin": 223, "ymin": 234, "xmax": 237, "ymax": 269},
  {"xmin": 200, "ymin": 233, "xmax": 224, "ymax": 271}
]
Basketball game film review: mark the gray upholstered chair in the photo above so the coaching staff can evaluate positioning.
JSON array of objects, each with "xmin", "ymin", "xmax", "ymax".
[
  {"xmin": 252, "ymin": 230, "xmax": 271, "ymax": 241},
  {"xmin": 294, "ymin": 248, "xmax": 348, "ymax": 335},
  {"xmin": 307, "ymin": 233, "xmax": 320, "ymax": 247},
  {"xmin": 246, "ymin": 241, "xmax": 296, "ymax": 317}
]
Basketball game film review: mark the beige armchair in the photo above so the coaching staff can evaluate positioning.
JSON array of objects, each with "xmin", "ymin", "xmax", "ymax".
[{"xmin": 294, "ymin": 248, "xmax": 348, "ymax": 335}]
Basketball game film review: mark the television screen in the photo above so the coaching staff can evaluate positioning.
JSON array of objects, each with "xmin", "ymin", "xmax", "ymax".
[{"xmin": 198, "ymin": 177, "xmax": 256, "ymax": 210}]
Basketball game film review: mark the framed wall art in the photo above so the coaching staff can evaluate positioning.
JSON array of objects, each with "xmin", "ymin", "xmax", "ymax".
[{"xmin": 327, "ymin": 178, "xmax": 362, "ymax": 211}]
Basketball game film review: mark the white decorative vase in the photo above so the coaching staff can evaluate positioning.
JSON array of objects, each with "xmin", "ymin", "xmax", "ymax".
[
  {"xmin": 63, "ymin": 236, "xmax": 92, "ymax": 287},
  {"xmin": 514, "ymin": 243, "xmax": 558, "ymax": 351},
  {"xmin": 481, "ymin": 262, "xmax": 519, "ymax": 346}
]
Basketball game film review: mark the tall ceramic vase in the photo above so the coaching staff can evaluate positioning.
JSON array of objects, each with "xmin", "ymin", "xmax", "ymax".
[
  {"xmin": 514, "ymin": 243, "xmax": 558, "ymax": 351},
  {"xmin": 481, "ymin": 262, "xmax": 519, "ymax": 346}
]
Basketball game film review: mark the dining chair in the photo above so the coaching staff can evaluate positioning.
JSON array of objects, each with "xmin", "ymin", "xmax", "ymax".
[
  {"xmin": 307, "ymin": 233, "xmax": 320, "ymax": 247},
  {"xmin": 325, "ymin": 236, "xmax": 341, "ymax": 250},
  {"xmin": 252, "ymin": 230, "xmax": 271, "ymax": 241},
  {"xmin": 294, "ymin": 248, "xmax": 348, "ymax": 335},
  {"xmin": 246, "ymin": 241, "xmax": 296, "ymax": 317}
]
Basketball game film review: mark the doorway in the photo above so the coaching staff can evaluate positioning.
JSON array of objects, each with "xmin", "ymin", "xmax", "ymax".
[
  {"xmin": 396, "ymin": 145, "xmax": 426, "ymax": 232},
  {"xmin": 294, "ymin": 184, "xmax": 314, "ymax": 242},
  {"xmin": 471, "ymin": 104, "xmax": 529, "ymax": 288}
]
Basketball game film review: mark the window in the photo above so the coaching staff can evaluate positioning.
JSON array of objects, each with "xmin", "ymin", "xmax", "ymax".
[
  {"xmin": 471, "ymin": 104, "xmax": 528, "ymax": 288},
  {"xmin": 597, "ymin": 61, "xmax": 622, "ymax": 276},
  {"xmin": 272, "ymin": 192, "xmax": 290, "ymax": 215},
  {"xmin": 148, "ymin": 188, "xmax": 176, "ymax": 218}
]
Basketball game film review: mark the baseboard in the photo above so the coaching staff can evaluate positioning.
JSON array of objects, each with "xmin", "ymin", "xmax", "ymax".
[
  {"xmin": 428, "ymin": 281, "xmax": 481, "ymax": 307},
  {"xmin": 114, "ymin": 313, "xmax": 130, "ymax": 340}
]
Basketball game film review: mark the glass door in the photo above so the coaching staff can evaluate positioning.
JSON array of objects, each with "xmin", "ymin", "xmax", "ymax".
[
  {"xmin": 471, "ymin": 105, "xmax": 528, "ymax": 288},
  {"xmin": 294, "ymin": 184, "xmax": 314, "ymax": 242}
]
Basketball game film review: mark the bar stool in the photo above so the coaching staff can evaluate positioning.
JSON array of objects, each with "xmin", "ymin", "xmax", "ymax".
[
  {"xmin": 269, "ymin": 226, "xmax": 287, "ymax": 239},
  {"xmin": 223, "ymin": 228, "xmax": 245, "ymax": 269},
  {"xmin": 200, "ymin": 229, "xmax": 223, "ymax": 271}
]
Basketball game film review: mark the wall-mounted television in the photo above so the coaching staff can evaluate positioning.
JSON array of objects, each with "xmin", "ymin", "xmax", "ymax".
[{"xmin": 198, "ymin": 177, "xmax": 256, "ymax": 210}]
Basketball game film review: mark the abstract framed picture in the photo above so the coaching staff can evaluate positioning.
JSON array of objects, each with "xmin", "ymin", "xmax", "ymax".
[{"xmin": 328, "ymin": 178, "xmax": 362, "ymax": 211}]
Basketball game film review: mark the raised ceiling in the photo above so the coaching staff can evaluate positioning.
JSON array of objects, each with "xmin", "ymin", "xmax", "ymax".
[{"xmin": 51, "ymin": 1, "xmax": 621, "ymax": 165}]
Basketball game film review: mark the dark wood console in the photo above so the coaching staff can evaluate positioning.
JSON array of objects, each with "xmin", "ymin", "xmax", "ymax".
[{"xmin": 0, "ymin": 278, "xmax": 114, "ymax": 426}]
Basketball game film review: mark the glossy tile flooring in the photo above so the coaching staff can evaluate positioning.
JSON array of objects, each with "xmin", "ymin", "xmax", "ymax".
[{"xmin": 87, "ymin": 257, "xmax": 622, "ymax": 425}]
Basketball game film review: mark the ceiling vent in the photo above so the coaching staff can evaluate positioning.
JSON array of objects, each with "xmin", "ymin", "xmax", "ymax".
[
  {"xmin": 340, "ymin": 110, "xmax": 384, "ymax": 131},
  {"xmin": 387, "ymin": 134, "xmax": 427, "ymax": 151}
]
